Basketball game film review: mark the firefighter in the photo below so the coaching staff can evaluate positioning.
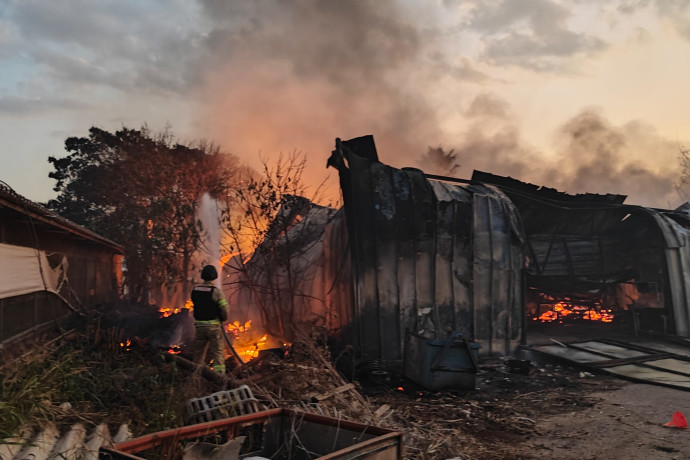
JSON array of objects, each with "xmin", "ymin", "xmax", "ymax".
[{"xmin": 191, "ymin": 264, "xmax": 228, "ymax": 373}]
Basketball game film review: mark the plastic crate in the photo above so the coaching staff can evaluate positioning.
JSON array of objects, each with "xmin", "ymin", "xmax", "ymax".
[{"xmin": 184, "ymin": 385, "xmax": 261, "ymax": 425}]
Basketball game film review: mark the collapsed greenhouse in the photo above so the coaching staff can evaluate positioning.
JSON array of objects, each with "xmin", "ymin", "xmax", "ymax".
[{"xmin": 224, "ymin": 135, "xmax": 690, "ymax": 362}]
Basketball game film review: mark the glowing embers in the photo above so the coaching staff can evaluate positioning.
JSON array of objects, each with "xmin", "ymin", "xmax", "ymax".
[
  {"xmin": 534, "ymin": 296, "xmax": 614, "ymax": 324},
  {"xmin": 167, "ymin": 345, "xmax": 183, "ymax": 354}
]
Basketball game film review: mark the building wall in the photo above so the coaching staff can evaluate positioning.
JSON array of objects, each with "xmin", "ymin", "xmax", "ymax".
[
  {"xmin": 0, "ymin": 203, "xmax": 122, "ymax": 343},
  {"xmin": 223, "ymin": 206, "xmax": 353, "ymax": 344},
  {"xmin": 339, "ymin": 151, "xmax": 524, "ymax": 359}
]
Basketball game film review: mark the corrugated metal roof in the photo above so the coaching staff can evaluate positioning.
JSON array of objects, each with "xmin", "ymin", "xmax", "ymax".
[
  {"xmin": 0, "ymin": 182, "xmax": 124, "ymax": 253},
  {"xmin": 0, "ymin": 423, "xmax": 131, "ymax": 460}
]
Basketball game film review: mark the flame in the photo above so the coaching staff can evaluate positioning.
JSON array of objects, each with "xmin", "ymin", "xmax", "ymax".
[
  {"xmin": 226, "ymin": 320, "xmax": 252, "ymax": 335},
  {"xmin": 167, "ymin": 345, "xmax": 182, "ymax": 354},
  {"xmin": 583, "ymin": 309, "xmax": 614, "ymax": 322},
  {"xmin": 232, "ymin": 334, "xmax": 269, "ymax": 361},
  {"xmin": 224, "ymin": 319, "xmax": 271, "ymax": 361},
  {"xmin": 120, "ymin": 339, "xmax": 132, "ymax": 350},
  {"xmin": 219, "ymin": 252, "xmax": 237, "ymax": 268},
  {"xmin": 535, "ymin": 297, "xmax": 614, "ymax": 323},
  {"xmin": 158, "ymin": 299, "xmax": 193, "ymax": 318}
]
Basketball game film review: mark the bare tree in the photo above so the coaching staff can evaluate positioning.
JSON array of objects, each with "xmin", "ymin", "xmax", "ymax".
[
  {"xmin": 676, "ymin": 146, "xmax": 690, "ymax": 204},
  {"xmin": 220, "ymin": 152, "xmax": 333, "ymax": 340}
]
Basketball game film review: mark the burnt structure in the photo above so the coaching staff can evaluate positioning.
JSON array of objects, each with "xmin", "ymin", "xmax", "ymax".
[
  {"xmin": 328, "ymin": 136, "xmax": 524, "ymax": 359},
  {"xmin": 472, "ymin": 171, "xmax": 690, "ymax": 339},
  {"xmin": 328, "ymin": 135, "xmax": 690, "ymax": 359},
  {"xmin": 0, "ymin": 183, "xmax": 124, "ymax": 343},
  {"xmin": 228, "ymin": 135, "xmax": 690, "ymax": 361}
]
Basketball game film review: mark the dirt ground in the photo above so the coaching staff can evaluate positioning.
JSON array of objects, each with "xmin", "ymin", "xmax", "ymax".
[
  {"xmin": 354, "ymin": 360, "xmax": 690, "ymax": 460},
  {"xmin": 518, "ymin": 383, "xmax": 690, "ymax": 460}
]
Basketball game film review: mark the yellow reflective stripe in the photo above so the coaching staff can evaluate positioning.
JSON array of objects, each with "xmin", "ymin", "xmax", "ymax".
[
  {"xmin": 218, "ymin": 299, "xmax": 228, "ymax": 307},
  {"xmin": 194, "ymin": 319, "xmax": 221, "ymax": 325}
]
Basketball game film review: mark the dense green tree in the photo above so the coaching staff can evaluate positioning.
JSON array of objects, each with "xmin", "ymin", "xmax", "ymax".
[{"xmin": 47, "ymin": 125, "xmax": 239, "ymax": 303}]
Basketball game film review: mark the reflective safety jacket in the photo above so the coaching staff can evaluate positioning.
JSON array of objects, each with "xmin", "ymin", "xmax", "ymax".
[{"xmin": 191, "ymin": 282, "xmax": 229, "ymax": 323}]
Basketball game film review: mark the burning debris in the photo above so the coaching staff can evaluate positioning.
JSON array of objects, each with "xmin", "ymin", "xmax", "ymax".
[
  {"xmin": 158, "ymin": 299, "xmax": 193, "ymax": 318},
  {"xmin": 533, "ymin": 296, "xmax": 615, "ymax": 324}
]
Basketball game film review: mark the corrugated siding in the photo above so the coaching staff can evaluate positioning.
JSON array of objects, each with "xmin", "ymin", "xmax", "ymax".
[
  {"xmin": 341, "ymin": 155, "xmax": 524, "ymax": 359},
  {"xmin": 651, "ymin": 212, "xmax": 690, "ymax": 337},
  {"xmin": 224, "ymin": 207, "xmax": 352, "ymax": 343}
]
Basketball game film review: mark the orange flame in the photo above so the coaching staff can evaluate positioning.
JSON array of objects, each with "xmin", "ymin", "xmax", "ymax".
[
  {"xmin": 158, "ymin": 299, "xmax": 193, "ymax": 318},
  {"xmin": 167, "ymin": 345, "xmax": 182, "ymax": 355},
  {"xmin": 232, "ymin": 334, "xmax": 269, "ymax": 361},
  {"xmin": 535, "ymin": 298, "xmax": 614, "ymax": 323},
  {"xmin": 226, "ymin": 320, "xmax": 252, "ymax": 335},
  {"xmin": 224, "ymin": 319, "xmax": 271, "ymax": 361}
]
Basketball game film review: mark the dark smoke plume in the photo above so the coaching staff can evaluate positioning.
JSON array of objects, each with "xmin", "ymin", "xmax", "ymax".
[
  {"xmin": 193, "ymin": 0, "xmax": 445, "ymax": 198},
  {"xmin": 190, "ymin": 2, "xmax": 683, "ymax": 209},
  {"xmin": 550, "ymin": 109, "xmax": 680, "ymax": 208},
  {"xmin": 444, "ymin": 97, "xmax": 681, "ymax": 208}
]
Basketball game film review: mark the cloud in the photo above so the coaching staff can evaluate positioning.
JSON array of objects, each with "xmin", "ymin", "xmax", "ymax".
[
  {"xmin": 465, "ymin": 92, "xmax": 511, "ymax": 119},
  {"xmin": 464, "ymin": 0, "xmax": 608, "ymax": 71},
  {"xmin": 654, "ymin": 1, "xmax": 690, "ymax": 40},
  {"xmin": 617, "ymin": 0, "xmax": 654, "ymax": 15},
  {"xmin": 5, "ymin": 0, "xmax": 206, "ymax": 97},
  {"xmin": 0, "ymin": 95, "xmax": 88, "ymax": 115},
  {"xmin": 431, "ymin": 55, "xmax": 491, "ymax": 83}
]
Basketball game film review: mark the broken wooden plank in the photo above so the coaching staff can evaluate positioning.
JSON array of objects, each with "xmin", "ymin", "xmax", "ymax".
[{"xmin": 306, "ymin": 383, "xmax": 355, "ymax": 402}]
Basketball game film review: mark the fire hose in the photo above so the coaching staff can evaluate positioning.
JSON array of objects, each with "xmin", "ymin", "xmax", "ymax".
[{"xmin": 222, "ymin": 326, "xmax": 245, "ymax": 365}]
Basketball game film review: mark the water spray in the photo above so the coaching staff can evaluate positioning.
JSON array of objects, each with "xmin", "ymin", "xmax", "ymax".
[{"xmin": 199, "ymin": 193, "xmax": 244, "ymax": 366}]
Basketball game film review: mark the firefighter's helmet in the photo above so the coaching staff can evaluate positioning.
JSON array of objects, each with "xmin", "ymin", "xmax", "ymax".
[{"xmin": 201, "ymin": 264, "xmax": 218, "ymax": 281}]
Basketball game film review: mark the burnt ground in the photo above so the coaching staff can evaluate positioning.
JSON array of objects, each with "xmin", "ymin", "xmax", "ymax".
[
  {"xmin": 243, "ymin": 342, "xmax": 690, "ymax": 460},
  {"xmin": 4, "ymin": 309, "xmax": 690, "ymax": 460}
]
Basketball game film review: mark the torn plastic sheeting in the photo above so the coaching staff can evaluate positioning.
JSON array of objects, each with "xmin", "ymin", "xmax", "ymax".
[{"xmin": 0, "ymin": 242, "xmax": 64, "ymax": 299}]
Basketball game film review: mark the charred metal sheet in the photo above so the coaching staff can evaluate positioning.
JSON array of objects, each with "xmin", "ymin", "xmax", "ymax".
[
  {"xmin": 470, "ymin": 167, "xmax": 690, "ymax": 339},
  {"xmin": 331, "ymin": 137, "xmax": 524, "ymax": 359},
  {"xmin": 531, "ymin": 339, "xmax": 690, "ymax": 391},
  {"xmin": 471, "ymin": 170, "xmax": 627, "ymax": 205},
  {"xmin": 650, "ymin": 212, "xmax": 690, "ymax": 337}
]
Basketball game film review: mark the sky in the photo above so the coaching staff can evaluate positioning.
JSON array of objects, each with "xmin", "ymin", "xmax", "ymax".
[{"xmin": 1, "ymin": 0, "xmax": 690, "ymax": 208}]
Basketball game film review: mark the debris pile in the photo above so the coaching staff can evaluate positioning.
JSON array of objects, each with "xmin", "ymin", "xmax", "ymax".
[
  {"xmin": 230, "ymin": 342, "xmax": 624, "ymax": 459},
  {"xmin": 1, "ymin": 313, "xmax": 628, "ymax": 460}
]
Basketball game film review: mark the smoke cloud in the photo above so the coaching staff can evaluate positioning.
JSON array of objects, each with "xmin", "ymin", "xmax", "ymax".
[
  {"xmin": 550, "ymin": 109, "xmax": 682, "ymax": 208},
  {"xmin": 189, "ymin": 1, "xmax": 683, "ymax": 209},
  {"xmin": 449, "ymin": 99, "xmax": 682, "ymax": 208},
  {"xmin": 190, "ymin": 0, "xmax": 447, "ymax": 201}
]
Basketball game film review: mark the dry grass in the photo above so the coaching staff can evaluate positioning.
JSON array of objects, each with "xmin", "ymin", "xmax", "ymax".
[{"xmin": 0, "ymin": 313, "xmax": 222, "ymax": 442}]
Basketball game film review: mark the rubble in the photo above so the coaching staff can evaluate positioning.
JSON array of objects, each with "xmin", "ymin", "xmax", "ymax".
[{"xmin": 7, "ymin": 319, "xmax": 686, "ymax": 460}]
